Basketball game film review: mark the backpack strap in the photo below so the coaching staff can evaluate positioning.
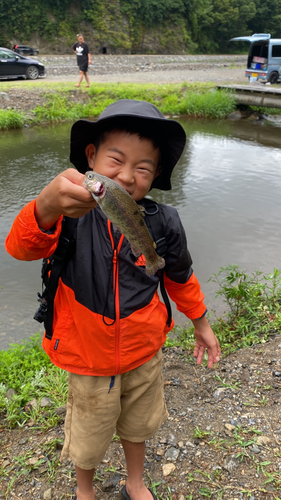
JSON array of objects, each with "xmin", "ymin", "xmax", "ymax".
[
  {"xmin": 34, "ymin": 217, "xmax": 78, "ymax": 340},
  {"xmin": 142, "ymin": 199, "xmax": 172, "ymax": 327}
]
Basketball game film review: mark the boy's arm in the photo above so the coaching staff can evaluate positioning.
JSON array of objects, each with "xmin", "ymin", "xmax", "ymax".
[
  {"xmin": 5, "ymin": 168, "xmax": 97, "ymax": 260},
  {"xmin": 35, "ymin": 168, "xmax": 96, "ymax": 230},
  {"xmin": 191, "ymin": 316, "xmax": 221, "ymax": 368}
]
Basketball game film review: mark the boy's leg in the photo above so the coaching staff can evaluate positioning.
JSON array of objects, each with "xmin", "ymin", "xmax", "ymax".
[
  {"xmin": 85, "ymin": 71, "xmax": 90, "ymax": 87},
  {"xmin": 75, "ymin": 70, "xmax": 84, "ymax": 87},
  {"xmin": 121, "ymin": 439, "xmax": 154, "ymax": 500},
  {"xmin": 75, "ymin": 466, "xmax": 95, "ymax": 500}
]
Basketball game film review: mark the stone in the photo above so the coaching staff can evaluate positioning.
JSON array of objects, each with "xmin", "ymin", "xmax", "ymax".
[
  {"xmin": 165, "ymin": 447, "xmax": 179, "ymax": 461},
  {"xmin": 5, "ymin": 388, "xmax": 16, "ymax": 400},
  {"xmin": 43, "ymin": 488, "xmax": 52, "ymax": 500},
  {"xmin": 28, "ymin": 457, "xmax": 39, "ymax": 466},
  {"xmin": 54, "ymin": 405, "xmax": 67, "ymax": 415},
  {"xmin": 24, "ymin": 398, "xmax": 38, "ymax": 411},
  {"xmin": 225, "ymin": 423, "xmax": 236, "ymax": 431},
  {"xmin": 0, "ymin": 92, "xmax": 10, "ymax": 101},
  {"xmin": 250, "ymin": 444, "xmax": 261, "ymax": 454},
  {"xmin": 101, "ymin": 473, "xmax": 120, "ymax": 491},
  {"xmin": 223, "ymin": 454, "xmax": 238, "ymax": 472},
  {"xmin": 179, "ymin": 496, "xmax": 185, "ymax": 500},
  {"xmin": 162, "ymin": 463, "xmax": 176, "ymax": 476},
  {"xmin": 256, "ymin": 435, "xmax": 271, "ymax": 446},
  {"xmin": 227, "ymin": 111, "xmax": 242, "ymax": 121},
  {"xmin": 213, "ymin": 387, "xmax": 227, "ymax": 399},
  {"xmin": 185, "ymin": 441, "xmax": 195, "ymax": 448},
  {"xmin": 40, "ymin": 397, "xmax": 53, "ymax": 408},
  {"xmin": 157, "ymin": 449, "xmax": 165, "ymax": 456},
  {"xmin": 273, "ymin": 371, "xmax": 281, "ymax": 377}
]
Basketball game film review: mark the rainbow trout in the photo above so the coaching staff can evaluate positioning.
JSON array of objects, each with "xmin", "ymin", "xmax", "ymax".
[{"xmin": 83, "ymin": 171, "xmax": 165, "ymax": 276}]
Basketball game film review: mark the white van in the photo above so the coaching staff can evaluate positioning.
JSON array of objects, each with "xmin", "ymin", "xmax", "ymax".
[{"xmin": 230, "ymin": 33, "xmax": 281, "ymax": 84}]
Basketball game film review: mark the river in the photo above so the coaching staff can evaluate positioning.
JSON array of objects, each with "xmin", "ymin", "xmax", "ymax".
[{"xmin": 1, "ymin": 119, "xmax": 281, "ymax": 349}]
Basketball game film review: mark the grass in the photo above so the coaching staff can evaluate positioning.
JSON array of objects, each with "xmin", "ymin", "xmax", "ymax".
[
  {"xmin": 0, "ymin": 109, "xmax": 25, "ymax": 129},
  {"xmin": 166, "ymin": 264, "xmax": 281, "ymax": 358},
  {"xmin": 0, "ymin": 334, "xmax": 68, "ymax": 428},
  {"xmin": 0, "ymin": 81, "xmax": 237, "ymax": 129}
]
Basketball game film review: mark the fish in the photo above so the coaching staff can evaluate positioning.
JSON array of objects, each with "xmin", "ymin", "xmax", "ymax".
[{"xmin": 83, "ymin": 171, "xmax": 165, "ymax": 276}]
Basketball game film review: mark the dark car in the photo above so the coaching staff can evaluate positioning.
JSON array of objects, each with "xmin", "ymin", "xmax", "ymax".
[
  {"xmin": 0, "ymin": 48, "xmax": 45, "ymax": 80},
  {"xmin": 13, "ymin": 44, "xmax": 39, "ymax": 56}
]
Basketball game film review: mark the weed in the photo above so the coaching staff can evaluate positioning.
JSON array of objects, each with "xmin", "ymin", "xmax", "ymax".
[{"xmin": 166, "ymin": 265, "xmax": 281, "ymax": 357}]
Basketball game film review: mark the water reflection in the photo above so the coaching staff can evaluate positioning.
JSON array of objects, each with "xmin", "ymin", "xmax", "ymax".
[{"xmin": 1, "ymin": 119, "xmax": 281, "ymax": 348}]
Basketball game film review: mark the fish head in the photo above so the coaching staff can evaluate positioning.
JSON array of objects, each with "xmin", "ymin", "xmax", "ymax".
[{"xmin": 84, "ymin": 171, "xmax": 106, "ymax": 201}]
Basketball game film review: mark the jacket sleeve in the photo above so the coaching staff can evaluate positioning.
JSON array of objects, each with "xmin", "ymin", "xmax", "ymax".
[
  {"xmin": 164, "ymin": 272, "xmax": 207, "ymax": 320},
  {"xmin": 160, "ymin": 204, "xmax": 207, "ymax": 320},
  {"xmin": 5, "ymin": 199, "xmax": 63, "ymax": 261}
]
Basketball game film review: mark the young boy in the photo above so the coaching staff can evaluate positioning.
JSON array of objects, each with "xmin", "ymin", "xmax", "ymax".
[
  {"xmin": 5, "ymin": 100, "xmax": 220, "ymax": 500},
  {"xmin": 72, "ymin": 33, "xmax": 91, "ymax": 88}
]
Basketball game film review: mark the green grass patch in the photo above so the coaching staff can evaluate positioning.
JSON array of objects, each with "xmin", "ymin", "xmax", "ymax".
[
  {"xmin": 0, "ymin": 109, "xmax": 25, "ymax": 129},
  {"xmin": 0, "ymin": 334, "xmax": 68, "ymax": 428},
  {"xmin": 0, "ymin": 81, "xmax": 237, "ymax": 129},
  {"xmin": 166, "ymin": 265, "xmax": 281, "ymax": 358},
  {"xmin": 33, "ymin": 83, "xmax": 236, "ymax": 122}
]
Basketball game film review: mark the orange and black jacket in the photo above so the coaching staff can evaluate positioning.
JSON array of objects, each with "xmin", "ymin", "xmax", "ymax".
[{"xmin": 5, "ymin": 198, "xmax": 207, "ymax": 376}]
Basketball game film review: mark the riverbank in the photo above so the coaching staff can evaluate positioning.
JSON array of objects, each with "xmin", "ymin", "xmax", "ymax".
[
  {"xmin": 1, "ymin": 266, "xmax": 281, "ymax": 499},
  {"xmin": 0, "ymin": 81, "xmax": 238, "ymax": 130}
]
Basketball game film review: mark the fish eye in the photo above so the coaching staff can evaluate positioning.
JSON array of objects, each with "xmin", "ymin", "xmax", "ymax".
[{"xmin": 88, "ymin": 172, "xmax": 94, "ymax": 179}]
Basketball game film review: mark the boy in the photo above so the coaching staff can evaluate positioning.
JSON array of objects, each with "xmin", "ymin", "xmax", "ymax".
[
  {"xmin": 72, "ymin": 33, "xmax": 91, "ymax": 88},
  {"xmin": 5, "ymin": 100, "xmax": 220, "ymax": 500}
]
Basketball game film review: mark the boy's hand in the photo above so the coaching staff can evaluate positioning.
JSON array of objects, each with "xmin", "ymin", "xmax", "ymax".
[
  {"xmin": 35, "ymin": 168, "xmax": 97, "ymax": 230},
  {"xmin": 191, "ymin": 316, "xmax": 221, "ymax": 368}
]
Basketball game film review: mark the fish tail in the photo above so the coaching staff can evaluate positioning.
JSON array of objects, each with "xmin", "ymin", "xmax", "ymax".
[{"xmin": 146, "ymin": 256, "xmax": 165, "ymax": 276}]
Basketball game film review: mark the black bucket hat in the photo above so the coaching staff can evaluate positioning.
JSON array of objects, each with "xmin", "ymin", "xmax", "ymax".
[{"xmin": 70, "ymin": 99, "xmax": 186, "ymax": 191}]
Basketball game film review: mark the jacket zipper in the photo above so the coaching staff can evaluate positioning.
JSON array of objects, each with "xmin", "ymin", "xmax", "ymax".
[{"xmin": 108, "ymin": 220, "xmax": 124, "ymax": 374}]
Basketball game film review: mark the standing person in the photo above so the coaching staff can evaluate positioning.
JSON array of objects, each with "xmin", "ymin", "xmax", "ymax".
[
  {"xmin": 72, "ymin": 33, "xmax": 91, "ymax": 88},
  {"xmin": 5, "ymin": 99, "xmax": 221, "ymax": 500}
]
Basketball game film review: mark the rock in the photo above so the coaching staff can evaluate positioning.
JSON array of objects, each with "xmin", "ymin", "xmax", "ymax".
[
  {"xmin": 228, "ymin": 111, "xmax": 242, "ymax": 121},
  {"xmin": 54, "ymin": 405, "xmax": 67, "ymax": 415},
  {"xmin": 178, "ymin": 441, "xmax": 184, "ymax": 448},
  {"xmin": 5, "ymin": 388, "xmax": 16, "ymax": 400},
  {"xmin": 273, "ymin": 371, "xmax": 281, "ymax": 377},
  {"xmin": 157, "ymin": 448, "xmax": 165, "ymax": 456},
  {"xmin": 164, "ymin": 447, "xmax": 180, "ymax": 461},
  {"xmin": 256, "ymin": 435, "xmax": 271, "ymax": 446},
  {"xmin": 40, "ymin": 397, "xmax": 53, "ymax": 408},
  {"xmin": 179, "ymin": 496, "xmax": 185, "ymax": 500},
  {"xmin": 28, "ymin": 457, "xmax": 39, "ymax": 466},
  {"xmin": 223, "ymin": 454, "xmax": 238, "ymax": 472},
  {"xmin": 43, "ymin": 489, "xmax": 52, "ymax": 500},
  {"xmin": 101, "ymin": 473, "xmax": 120, "ymax": 491},
  {"xmin": 250, "ymin": 444, "xmax": 261, "ymax": 454},
  {"xmin": 24, "ymin": 398, "xmax": 38, "ymax": 411},
  {"xmin": 213, "ymin": 387, "xmax": 227, "ymax": 399},
  {"xmin": 0, "ymin": 92, "xmax": 10, "ymax": 101},
  {"xmin": 185, "ymin": 441, "xmax": 195, "ymax": 448},
  {"xmin": 162, "ymin": 463, "xmax": 176, "ymax": 476},
  {"xmin": 225, "ymin": 423, "xmax": 236, "ymax": 431}
]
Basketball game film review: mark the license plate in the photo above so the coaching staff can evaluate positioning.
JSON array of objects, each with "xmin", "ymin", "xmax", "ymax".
[{"xmin": 252, "ymin": 72, "xmax": 258, "ymax": 77}]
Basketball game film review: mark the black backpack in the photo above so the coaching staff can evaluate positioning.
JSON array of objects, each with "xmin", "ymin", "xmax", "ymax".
[{"xmin": 34, "ymin": 199, "xmax": 172, "ymax": 340}]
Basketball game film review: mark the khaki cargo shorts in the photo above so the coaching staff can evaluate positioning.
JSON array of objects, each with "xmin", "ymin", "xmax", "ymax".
[{"xmin": 61, "ymin": 349, "xmax": 168, "ymax": 470}]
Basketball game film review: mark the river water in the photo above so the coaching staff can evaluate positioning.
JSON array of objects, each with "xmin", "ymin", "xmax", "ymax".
[{"xmin": 1, "ymin": 119, "xmax": 281, "ymax": 349}]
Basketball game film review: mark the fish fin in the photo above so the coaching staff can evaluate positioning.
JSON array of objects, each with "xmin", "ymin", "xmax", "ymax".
[
  {"xmin": 139, "ymin": 205, "xmax": 146, "ymax": 217},
  {"xmin": 130, "ymin": 243, "xmax": 143, "ymax": 258},
  {"xmin": 145, "ymin": 256, "xmax": 165, "ymax": 276}
]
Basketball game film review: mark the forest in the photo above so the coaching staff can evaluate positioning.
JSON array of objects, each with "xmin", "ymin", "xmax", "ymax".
[{"xmin": 1, "ymin": 0, "xmax": 281, "ymax": 54}]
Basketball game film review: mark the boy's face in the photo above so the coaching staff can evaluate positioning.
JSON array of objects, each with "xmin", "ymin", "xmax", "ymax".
[{"xmin": 85, "ymin": 131, "xmax": 160, "ymax": 201}]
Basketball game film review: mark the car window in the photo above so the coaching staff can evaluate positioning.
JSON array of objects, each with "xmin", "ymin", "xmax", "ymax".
[
  {"xmin": 0, "ymin": 50, "xmax": 16, "ymax": 60},
  {"xmin": 272, "ymin": 45, "xmax": 281, "ymax": 57}
]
